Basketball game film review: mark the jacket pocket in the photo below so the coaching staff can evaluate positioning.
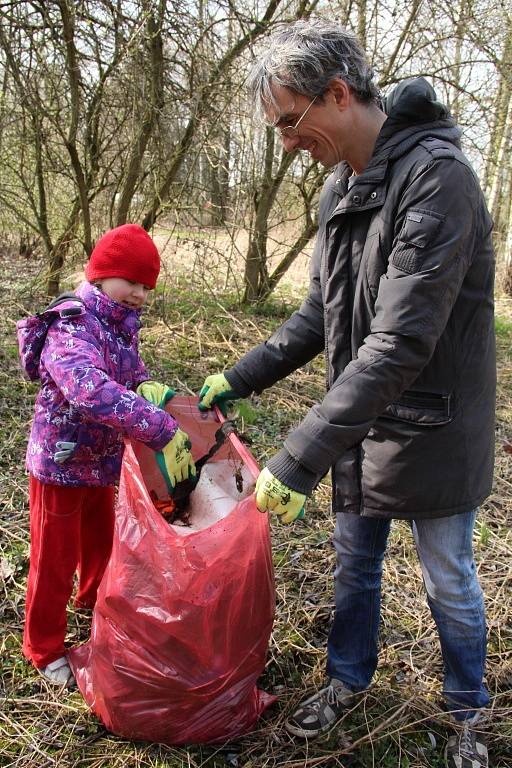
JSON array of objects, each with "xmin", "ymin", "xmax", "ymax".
[
  {"xmin": 382, "ymin": 390, "xmax": 453, "ymax": 426},
  {"xmin": 68, "ymin": 422, "xmax": 117, "ymax": 462},
  {"xmin": 392, "ymin": 209, "xmax": 445, "ymax": 273}
]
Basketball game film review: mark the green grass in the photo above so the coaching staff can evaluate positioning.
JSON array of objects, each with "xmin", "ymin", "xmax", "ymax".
[{"xmin": 495, "ymin": 314, "xmax": 512, "ymax": 339}]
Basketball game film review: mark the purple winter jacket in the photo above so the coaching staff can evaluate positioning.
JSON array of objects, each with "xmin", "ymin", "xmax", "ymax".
[{"xmin": 22, "ymin": 281, "xmax": 178, "ymax": 486}]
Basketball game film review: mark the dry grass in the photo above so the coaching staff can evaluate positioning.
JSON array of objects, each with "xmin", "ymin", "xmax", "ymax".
[{"xmin": 1, "ymin": 240, "xmax": 511, "ymax": 767}]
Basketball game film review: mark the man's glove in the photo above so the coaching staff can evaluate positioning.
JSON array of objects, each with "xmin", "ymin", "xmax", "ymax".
[
  {"xmin": 198, "ymin": 373, "xmax": 240, "ymax": 413},
  {"xmin": 137, "ymin": 380, "xmax": 176, "ymax": 409},
  {"xmin": 156, "ymin": 428, "xmax": 196, "ymax": 494},
  {"xmin": 255, "ymin": 467, "xmax": 306, "ymax": 523}
]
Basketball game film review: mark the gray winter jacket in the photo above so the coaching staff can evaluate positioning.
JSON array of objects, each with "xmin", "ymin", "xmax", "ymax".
[{"xmin": 227, "ymin": 78, "xmax": 496, "ymax": 520}]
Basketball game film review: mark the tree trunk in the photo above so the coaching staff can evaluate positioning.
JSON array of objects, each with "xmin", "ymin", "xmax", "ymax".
[
  {"xmin": 244, "ymin": 225, "xmax": 269, "ymax": 302},
  {"xmin": 450, "ymin": 0, "xmax": 467, "ymax": 123},
  {"xmin": 115, "ymin": 1, "xmax": 165, "ymax": 225},
  {"xmin": 58, "ymin": 0, "xmax": 92, "ymax": 255},
  {"xmin": 256, "ymin": 218, "xmax": 318, "ymax": 302},
  {"xmin": 356, "ymin": 0, "xmax": 367, "ymax": 48},
  {"xmin": 243, "ymin": 128, "xmax": 295, "ymax": 303},
  {"xmin": 503, "ymin": 200, "xmax": 512, "ymax": 295},
  {"xmin": 483, "ymin": 24, "xmax": 512, "ymax": 198},
  {"xmin": 208, "ymin": 127, "xmax": 231, "ymax": 226},
  {"xmin": 254, "ymin": 164, "xmax": 324, "ymax": 302},
  {"xmin": 47, "ymin": 200, "xmax": 81, "ymax": 295},
  {"xmin": 487, "ymin": 94, "xmax": 512, "ymax": 225}
]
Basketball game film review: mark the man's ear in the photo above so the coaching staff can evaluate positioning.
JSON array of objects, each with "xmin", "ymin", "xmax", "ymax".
[{"xmin": 326, "ymin": 77, "xmax": 351, "ymax": 110}]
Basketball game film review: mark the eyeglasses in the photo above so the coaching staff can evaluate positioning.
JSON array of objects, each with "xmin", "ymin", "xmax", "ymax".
[{"xmin": 277, "ymin": 95, "xmax": 318, "ymax": 139}]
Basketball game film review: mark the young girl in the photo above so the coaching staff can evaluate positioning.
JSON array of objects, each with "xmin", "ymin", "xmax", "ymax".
[{"xmin": 18, "ymin": 223, "xmax": 195, "ymax": 687}]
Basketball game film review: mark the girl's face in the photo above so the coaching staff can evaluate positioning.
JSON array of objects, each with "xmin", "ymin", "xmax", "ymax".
[{"xmin": 97, "ymin": 277, "xmax": 151, "ymax": 309}]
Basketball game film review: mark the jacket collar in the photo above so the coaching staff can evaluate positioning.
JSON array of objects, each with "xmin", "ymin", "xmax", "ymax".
[
  {"xmin": 329, "ymin": 160, "xmax": 387, "ymax": 215},
  {"xmin": 75, "ymin": 281, "xmax": 142, "ymax": 336}
]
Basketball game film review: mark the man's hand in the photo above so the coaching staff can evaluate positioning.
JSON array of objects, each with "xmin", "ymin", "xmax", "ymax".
[
  {"xmin": 255, "ymin": 467, "xmax": 306, "ymax": 523},
  {"xmin": 156, "ymin": 428, "xmax": 196, "ymax": 493},
  {"xmin": 137, "ymin": 380, "xmax": 176, "ymax": 409},
  {"xmin": 198, "ymin": 373, "xmax": 240, "ymax": 413}
]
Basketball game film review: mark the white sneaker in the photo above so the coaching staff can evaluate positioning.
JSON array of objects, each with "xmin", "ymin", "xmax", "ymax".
[{"xmin": 40, "ymin": 656, "xmax": 76, "ymax": 688}]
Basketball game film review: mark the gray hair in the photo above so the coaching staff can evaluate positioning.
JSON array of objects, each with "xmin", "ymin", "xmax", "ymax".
[{"xmin": 247, "ymin": 19, "xmax": 380, "ymax": 117}]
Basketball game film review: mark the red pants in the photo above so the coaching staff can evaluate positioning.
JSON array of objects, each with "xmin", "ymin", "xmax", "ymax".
[{"xmin": 23, "ymin": 476, "xmax": 115, "ymax": 668}]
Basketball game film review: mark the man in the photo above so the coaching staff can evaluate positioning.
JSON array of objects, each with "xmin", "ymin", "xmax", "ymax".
[{"xmin": 199, "ymin": 19, "xmax": 494, "ymax": 768}]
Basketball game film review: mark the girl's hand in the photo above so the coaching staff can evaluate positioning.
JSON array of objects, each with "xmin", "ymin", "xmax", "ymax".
[
  {"xmin": 156, "ymin": 429, "xmax": 196, "ymax": 493},
  {"xmin": 136, "ymin": 380, "xmax": 176, "ymax": 409}
]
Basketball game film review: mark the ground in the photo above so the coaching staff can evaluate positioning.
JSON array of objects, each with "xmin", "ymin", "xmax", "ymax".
[{"xmin": 0, "ymin": 240, "xmax": 511, "ymax": 767}]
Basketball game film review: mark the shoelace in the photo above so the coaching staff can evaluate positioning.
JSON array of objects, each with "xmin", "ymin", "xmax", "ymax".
[
  {"xmin": 308, "ymin": 685, "xmax": 345, "ymax": 712},
  {"xmin": 459, "ymin": 722, "xmax": 476, "ymax": 757}
]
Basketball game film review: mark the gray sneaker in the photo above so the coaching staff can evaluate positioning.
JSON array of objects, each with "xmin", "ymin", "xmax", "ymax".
[
  {"xmin": 445, "ymin": 716, "xmax": 488, "ymax": 768},
  {"xmin": 285, "ymin": 678, "xmax": 355, "ymax": 738}
]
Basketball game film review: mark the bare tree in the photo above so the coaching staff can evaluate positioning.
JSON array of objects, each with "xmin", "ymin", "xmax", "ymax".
[
  {"xmin": 0, "ymin": 1, "xmax": 155, "ymax": 292},
  {"xmin": 0, "ymin": 0, "xmax": 511, "ymax": 298}
]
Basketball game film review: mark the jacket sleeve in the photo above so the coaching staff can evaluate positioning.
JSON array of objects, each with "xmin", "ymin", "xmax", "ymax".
[
  {"xmin": 132, "ymin": 349, "xmax": 150, "ymax": 390},
  {"xmin": 226, "ymin": 236, "xmax": 325, "ymax": 397},
  {"xmin": 41, "ymin": 318, "xmax": 178, "ymax": 451},
  {"xmin": 270, "ymin": 155, "xmax": 491, "ymax": 492}
]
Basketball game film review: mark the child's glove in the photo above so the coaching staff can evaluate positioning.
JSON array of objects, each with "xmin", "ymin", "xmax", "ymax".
[
  {"xmin": 54, "ymin": 441, "xmax": 76, "ymax": 464},
  {"xmin": 137, "ymin": 380, "xmax": 176, "ymax": 409},
  {"xmin": 255, "ymin": 467, "xmax": 306, "ymax": 523},
  {"xmin": 198, "ymin": 373, "xmax": 241, "ymax": 414},
  {"xmin": 156, "ymin": 428, "xmax": 196, "ymax": 493}
]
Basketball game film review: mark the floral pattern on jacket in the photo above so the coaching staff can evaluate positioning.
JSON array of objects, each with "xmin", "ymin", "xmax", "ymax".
[{"xmin": 24, "ymin": 281, "xmax": 178, "ymax": 486}]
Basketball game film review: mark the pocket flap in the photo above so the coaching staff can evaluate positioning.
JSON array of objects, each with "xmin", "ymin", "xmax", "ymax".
[
  {"xmin": 382, "ymin": 390, "xmax": 452, "ymax": 426},
  {"xmin": 398, "ymin": 209, "xmax": 444, "ymax": 248}
]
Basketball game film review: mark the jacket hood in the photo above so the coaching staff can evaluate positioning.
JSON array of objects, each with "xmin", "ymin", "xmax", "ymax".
[
  {"xmin": 383, "ymin": 77, "xmax": 450, "ymax": 123},
  {"xmin": 329, "ymin": 78, "xmax": 462, "ymax": 190},
  {"xmin": 373, "ymin": 77, "xmax": 461, "ymax": 164}
]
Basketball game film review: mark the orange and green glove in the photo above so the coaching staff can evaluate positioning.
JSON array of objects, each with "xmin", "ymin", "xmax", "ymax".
[
  {"xmin": 137, "ymin": 380, "xmax": 176, "ymax": 409},
  {"xmin": 255, "ymin": 467, "xmax": 306, "ymax": 523},
  {"xmin": 198, "ymin": 373, "xmax": 241, "ymax": 414},
  {"xmin": 157, "ymin": 428, "xmax": 196, "ymax": 493}
]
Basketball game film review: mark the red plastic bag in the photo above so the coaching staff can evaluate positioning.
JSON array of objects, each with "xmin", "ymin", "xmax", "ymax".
[{"xmin": 69, "ymin": 397, "xmax": 276, "ymax": 745}]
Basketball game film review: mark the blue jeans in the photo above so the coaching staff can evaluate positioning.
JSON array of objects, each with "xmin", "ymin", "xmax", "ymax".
[{"xmin": 326, "ymin": 510, "xmax": 489, "ymax": 720}]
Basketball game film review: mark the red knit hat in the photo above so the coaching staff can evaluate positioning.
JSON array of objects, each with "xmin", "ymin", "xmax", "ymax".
[{"xmin": 85, "ymin": 224, "xmax": 160, "ymax": 289}]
